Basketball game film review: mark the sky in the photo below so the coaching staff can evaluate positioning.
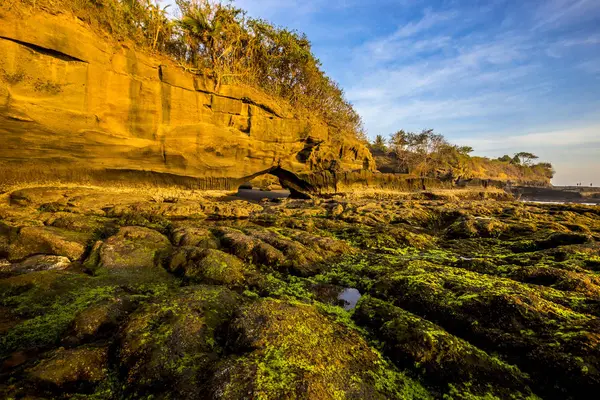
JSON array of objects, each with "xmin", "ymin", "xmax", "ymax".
[{"xmin": 169, "ymin": 0, "xmax": 600, "ymax": 185}]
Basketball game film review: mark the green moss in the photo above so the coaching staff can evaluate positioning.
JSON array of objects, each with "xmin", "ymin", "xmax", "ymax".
[
  {"xmin": 115, "ymin": 212, "xmax": 172, "ymax": 235},
  {"xmin": 215, "ymin": 298, "xmax": 432, "ymax": 399},
  {"xmin": 354, "ymin": 296, "xmax": 536, "ymax": 399},
  {"xmin": 1, "ymin": 188, "xmax": 599, "ymax": 398},
  {"xmin": 0, "ymin": 267, "xmax": 175, "ymax": 358},
  {"xmin": 1, "ymin": 280, "xmax": 117, "ymax": 357}
]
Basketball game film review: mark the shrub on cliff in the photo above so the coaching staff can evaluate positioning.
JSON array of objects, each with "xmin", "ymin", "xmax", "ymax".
[{"xmin": 372, "ymin": 129, "xmax": 554, "ymax": 185}]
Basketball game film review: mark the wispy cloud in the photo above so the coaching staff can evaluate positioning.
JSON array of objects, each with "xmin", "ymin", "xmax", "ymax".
[
  {"xmin": 456, "ymin": 124, "xmax": 600, "ymax": 153},
  {"xmin": 393, "ymin": 8, "xmax": 456, "ymax": 38},
  {"xmin": 533, "ymin": 0, "xmax": 600, "ymax": 30}
]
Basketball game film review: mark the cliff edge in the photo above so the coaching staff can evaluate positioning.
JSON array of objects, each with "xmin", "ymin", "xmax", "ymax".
[{"xmin": 0, "ymin": 9, "xmax": 374, "ymax": 190}]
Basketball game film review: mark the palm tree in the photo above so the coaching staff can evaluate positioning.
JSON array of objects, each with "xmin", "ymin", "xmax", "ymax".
[{"xmin": 176, "ymin": 1, "xmax": 247, "ymax": 90}]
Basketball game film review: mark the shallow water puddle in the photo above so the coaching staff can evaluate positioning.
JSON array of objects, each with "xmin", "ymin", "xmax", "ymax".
[
  {"xmin": 236, "ymin": 188, "xmax": 290, "ymax": 201},
  {"xmin": 338, "ymin": 288, "xmax": 361, "ymax": 311}
]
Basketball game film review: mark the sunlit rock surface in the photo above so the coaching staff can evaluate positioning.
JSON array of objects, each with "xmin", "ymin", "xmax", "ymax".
[{"xmin": 0, "ymin": 10, "xmax": 374, "ymax": 190}]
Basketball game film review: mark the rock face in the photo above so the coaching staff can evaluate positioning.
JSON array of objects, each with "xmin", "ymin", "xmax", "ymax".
[{"xmin": 0, "ymin": 10, "xmax": 374, "ymax": 189}]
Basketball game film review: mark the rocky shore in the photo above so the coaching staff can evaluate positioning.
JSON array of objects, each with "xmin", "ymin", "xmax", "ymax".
[
  {"xmin": 512, "ymin": 186, "xmax": 600, "ymax": 205},
  {"xmin": 1, "ymin": 186, "xmax": 599, "ymax": 399}
]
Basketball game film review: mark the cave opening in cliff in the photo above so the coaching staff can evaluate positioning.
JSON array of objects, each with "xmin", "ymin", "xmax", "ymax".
[
  {"xmin": 236, "ymin": 176, "xmax": 290, "ymax": 202},
  {"xmin": 236, "ymin": 167, "xmax": 315, "ymax": 200}
]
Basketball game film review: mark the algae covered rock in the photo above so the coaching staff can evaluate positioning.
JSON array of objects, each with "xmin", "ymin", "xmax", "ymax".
[
  {"xmin": 215, "ymin": 227, "xmax": 285, "ymax": 266},
  {"xmin": 212, "ymin": 298, "xmax": 431, "ymax": 399},
  {"xmin": 172, "ymin": 226, "xmax": 220, "ymax": 248},
  {"xmin": 93, "ymin": 226, "xmax": 172, "ymax": 269},
  {"xmin": 8, "ymin": 226, "xmax": 88, "ymax": 262},
  {"xmin": 2, "ymin": 186, "xmax": 600, "ymax": 399},
  {"xmin": 26, "ymin": 345, "xmax": 108, "ymax": 389},
  {"xmin": 371, "ymin": 260, "xmax": 600, "ymax": 399},
  {"xmin": 66, "ymin": 297, "xmax": 132, "ymax": 343},
  {"xmin": 169, "ymin": 247, "xmax": 246, "ymax": 285},
  {"xmin": 117, "ymin": 286, "xmax": 240, "ymax": 399},
  {"xmin": 354, "ymin": 296, "xmax": 537, "ymax": 398},
  {"xmin": 0, "ymin": 271, "xmax": 116, "ymax": 357}
]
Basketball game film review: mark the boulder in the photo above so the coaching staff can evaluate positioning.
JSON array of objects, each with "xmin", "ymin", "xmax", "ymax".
[
  {"xmin": 171, "ymin": 227, "xmax": 219, "ymax": 248},
  {"xmin": 168, "ymin": 247, "xmax": 245, "ymax": 285},
  {"xmin": 8, "ymin": 227, "xmax": 88, "ymax": 262},
  {"xmin": 215, "ymin": 227, "xmax": 285, "ymax": 266},
  {"xmin": 117, "ymin": 286, "xmax": 240, "ymax": 399},
  {"xmin": 66, "ymin": 298, "xmax": 132, "ymax": 343},
  {"xmin": 212, "ymin": 299, "xmax": 430, "ymax": 399},
  {"xmin": 354, "ymin": 296, "xmax": 536, "ymax": 399},
  {"xmin": 93, "ymin": 226, "xmax": 172, "ymax": 269},
  {"xmin": 27, "ymin": 346, "xmax": 108, "ymax": 389}
]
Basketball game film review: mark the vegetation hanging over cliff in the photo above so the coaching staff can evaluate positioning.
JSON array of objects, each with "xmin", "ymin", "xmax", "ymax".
[
  {"xmin": 370, "ymin": 130, "xmax": 555, "ymax": 185},
  {"xmin": 6, "ymin": 0, "xmax": 363, "ymax": 140}
]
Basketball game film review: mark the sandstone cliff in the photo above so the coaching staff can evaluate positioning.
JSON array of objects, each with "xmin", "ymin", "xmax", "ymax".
[{"xmin": 0, "ymin": 10, "xmax": 374, "ymax": 190}]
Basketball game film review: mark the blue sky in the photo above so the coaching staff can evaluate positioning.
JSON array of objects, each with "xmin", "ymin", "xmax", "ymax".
[{"xmin": 170, "ymin": 1, "xmax": 600, "ymax": 185}]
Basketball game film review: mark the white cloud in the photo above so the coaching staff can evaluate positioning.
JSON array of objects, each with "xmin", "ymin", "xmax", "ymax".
[
  {"xmin": 559, "ymin": 35, "xmax": 600, "ymax": 47},
  {"xmin": 393, "ymin": 8, "xmax": 456, "ymax": 38},
  {"xmin": 455, "ymin": 125, "xmax": 600, "ymax": 153}
]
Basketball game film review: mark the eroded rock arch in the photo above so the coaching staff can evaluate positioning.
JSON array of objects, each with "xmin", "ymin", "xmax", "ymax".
[{"xmin": 237, "ymin": 166, "xmax": 316, "ymax": 199}]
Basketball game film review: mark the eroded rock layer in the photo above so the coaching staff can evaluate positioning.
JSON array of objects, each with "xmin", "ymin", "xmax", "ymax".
[{"xmin": 0, "ymin": 10, "xmax": 374, "ymax": 189}]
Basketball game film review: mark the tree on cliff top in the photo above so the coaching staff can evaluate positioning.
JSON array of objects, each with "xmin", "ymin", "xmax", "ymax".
[
  {"xmin": 18, "ymin": 0, "xmax": 364, "ymax": 141},
  {"xmin": 173, "ymin": 0, "xmax": 364, "ymax": 140},
  {"xmin": 379, "ymin": 129, "xmax": 553, "ymax": 183},
  {"xmin": 513, "ymin": 152, "xmax": 539, "ymax": 166},
  {"xmin": 370, "ymin": 135, "xmax": 388, "ymax": 152}
]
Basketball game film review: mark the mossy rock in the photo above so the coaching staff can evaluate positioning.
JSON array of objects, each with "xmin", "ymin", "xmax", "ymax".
[
  {"xmin": 510, "ymin": 232, "xmax": 591, "ymax": 253},
  {"xmin": 284, "ymin": 228, "xmax": 352, "ymax": 258},
  {"xmin": 65, "ymin": 297, "xmax": 133, "ymax": 344},
  {"xmin": 117, "ymin": 286, "xmax": 240, "ymax": 399},
  {"xmin": 212, "ymin": 298, "xmax": 432, "ymax": 399},
  {"xmin": 215, "ymin": 227, "xmax": 285, "ymax": 267},
  {"xmin": 354, "ymin": 296, "xmax": 537, "ymax": 399},
  {"xmin": 445, "ymin": 216, "xmax": 509, "ymax": 239},
  {"xmin": 0, "ymin": 268, "xmax": 172, "ymax": 359},
  {"xmin": 245, "ymin": 228, "xmax": 326, "ymax": 275},
  {"xmin": 8, "ymin": 226, "xmax": 89, "ymax": 262},
  {"xmin": 26, "ymin": 345, "xmax": 108, "ymax": 391},
  {"xmin": 169, "ymin": 247, "xmax": 246, "ymax": 285},
  {"xmin": 91, "ymin": 226, "xmax": 172, "ymax": 270},
  {"xmin": 0, "ymin": 271, "xmax": 114, "ymax": 358},
  {"xmin": 43, "ymin": 213, "xmax": 109, "ymax": 234},
  {"xmin": 171, "ymin": 226, "xmax": 220, "ymax": 248},
  {"xmin": 445, "ymin": 216, "xmax": 479, "ymax": 239},
  {"xmin": 371, "ymin": 261, "xmax": 600, "ymax": 399}
]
